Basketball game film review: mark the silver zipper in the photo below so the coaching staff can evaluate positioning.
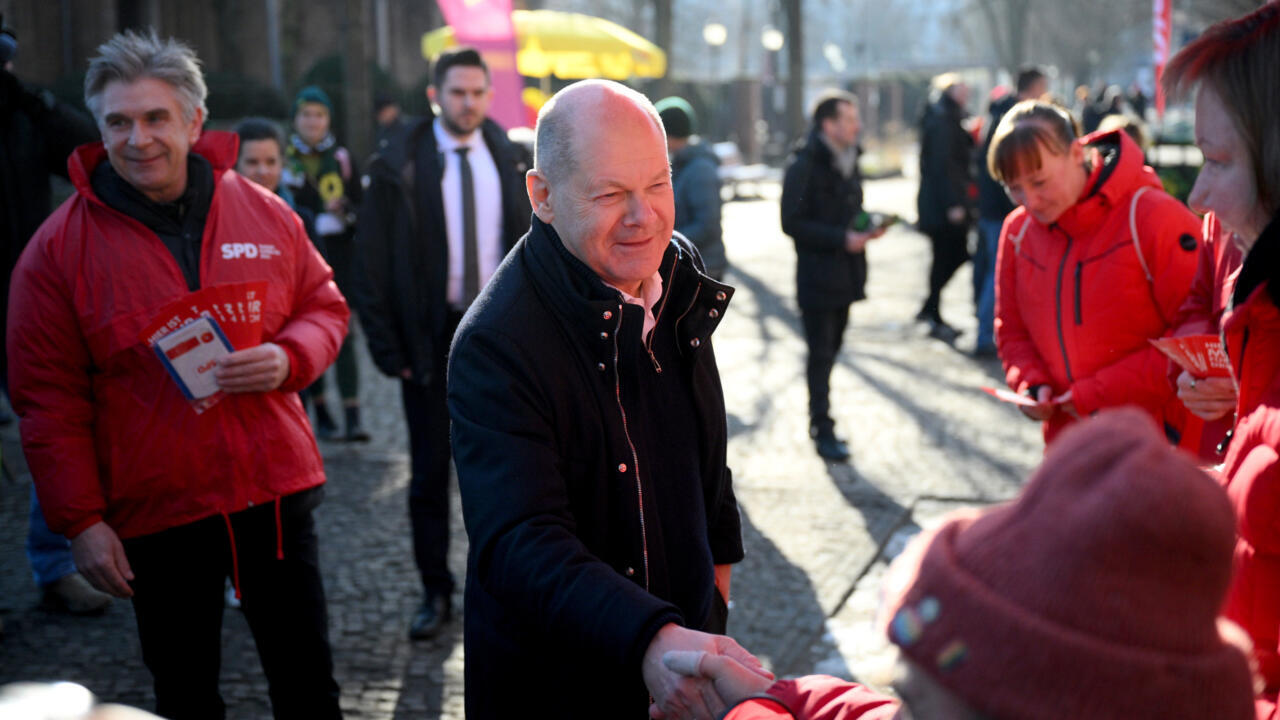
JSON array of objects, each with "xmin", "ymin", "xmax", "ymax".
[{"xmin": 610, "ymin": 304, "xmax": 650, "ymax": 591}]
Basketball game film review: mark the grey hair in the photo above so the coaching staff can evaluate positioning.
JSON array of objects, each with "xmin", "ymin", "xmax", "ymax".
[
  {"xmin": 84, "ymin": 29, "xmax": 208, "ymax": 126},
  {"xmin": 533, "ymin": 79, "xmax": 664, "ymax": 185}
]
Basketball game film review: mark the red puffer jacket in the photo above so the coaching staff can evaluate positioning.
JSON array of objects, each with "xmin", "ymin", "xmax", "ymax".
[
  {"xmin": 8, "ymin": 131, "xmax": 349, "ymax": 540},
  {"xmin": 721, "ymin": 677, "xmax": 899, "ymax": 719},
  {"xmin": 995, "ymin": 129, "xmax": 1200, "ymax": 446},
  {"xmin": 1218, "ymin": 216, "xmax": 1280, "ymax": 716},
  {"xmin": 1167, "ymin": 213, "xmax": 1243, "ymax": 461}
]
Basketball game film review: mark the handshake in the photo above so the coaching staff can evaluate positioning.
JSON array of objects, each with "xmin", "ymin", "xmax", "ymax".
[{"xmin": 642, "ymin": 623, "xmax": 776, "ymax": 720}]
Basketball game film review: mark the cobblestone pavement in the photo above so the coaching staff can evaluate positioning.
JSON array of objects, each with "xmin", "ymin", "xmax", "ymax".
[{"xmin": 0, "ymin": 175, "xmax": 1045, "ymax": 717}]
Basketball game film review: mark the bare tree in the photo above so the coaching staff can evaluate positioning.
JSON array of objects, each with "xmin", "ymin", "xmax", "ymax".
[
  {"xmin": 973, "ymin": 0, "xmax": 1035, "ymax": 76},
  {"xmin": 652, "ymin": 0, "xmax": 673, "ymax": 97}
]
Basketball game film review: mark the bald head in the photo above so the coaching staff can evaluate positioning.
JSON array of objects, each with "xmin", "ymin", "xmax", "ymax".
[{"xmin": 533, "ymin": 80, "xmax": 666, "ymax": 187}]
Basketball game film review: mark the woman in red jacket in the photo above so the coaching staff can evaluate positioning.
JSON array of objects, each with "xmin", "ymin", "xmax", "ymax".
[
  {"xmin": 988, "ymin": 100, "xmax": 1200, "ymax": 446},
  {"xmin": 1164, "ymin": 3, "xmax": 1280, "ymax": 713}
]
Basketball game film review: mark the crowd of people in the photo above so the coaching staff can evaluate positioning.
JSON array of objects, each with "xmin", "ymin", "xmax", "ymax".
[{"xmin": 3, "ymin": 2, "xmax": 1280, "ymax": 719}]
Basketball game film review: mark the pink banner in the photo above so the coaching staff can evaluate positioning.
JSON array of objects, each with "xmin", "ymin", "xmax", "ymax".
[
  {"xmin": 434, "ymin": 0, "xmax": 526, "ymax": 129},
  {"xmin": 1153, "ymin": 0, "xmax": 1172, "ymax": 117}
]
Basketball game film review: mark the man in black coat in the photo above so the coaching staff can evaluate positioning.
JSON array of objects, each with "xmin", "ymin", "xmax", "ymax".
[
  {"xmin": 353, "ymin": 47, "xmax": 529, "ymax": 641},
  {"xmin": 916, "ymin": 74, "xmax": 974, "ymax": 341},
  {"xmin": 447, "ymin": 79, "xmax": 764, "ymax": 720},
  {"xmin": 781, "ymin": 91, "xmax": 886, "ymax": 462}
]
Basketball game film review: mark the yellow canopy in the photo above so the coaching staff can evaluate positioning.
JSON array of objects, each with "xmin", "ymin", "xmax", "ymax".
[{"xmin": 421, "ymin": 9, "xmax": 667, "ymax": 80}]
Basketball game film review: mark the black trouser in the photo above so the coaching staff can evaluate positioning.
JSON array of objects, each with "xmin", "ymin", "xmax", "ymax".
[
  {"xmin": 801, "ymin": 305, "xmax": 851, "ymax": 436},
  {"xmin": 123, "ymin": 487, "xmax": 341, "ymax": 720},
  {"xmin": 311, "ymin": 234, "xmax": 360, "ymax": 404},
  {"xmin": 920, "ymin": 224, "xmax": 971, "ymax": 321},
  {"xmin": 402, "ymin": 311, "xmax": 463, "ymax": 599}
]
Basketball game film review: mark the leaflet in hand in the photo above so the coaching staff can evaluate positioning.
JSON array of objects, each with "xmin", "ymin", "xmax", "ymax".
[
  {"xmin": 138, "ymin": 281, "xmax": 268, "ymax": 413},
  {"xmin": 981, "ymin": 386, "xmax": 1039, "ymax": 407},
  {"xmin": 1148, "ymin": 334, "xmax": 1231, "ymax": 378},
  {"xmin": 154, "ymin": 316, "xmax": 233, "ymax": 401}
]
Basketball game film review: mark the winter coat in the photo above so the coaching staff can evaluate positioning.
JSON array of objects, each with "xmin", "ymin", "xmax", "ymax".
[
  {"xmin": 1218, "ymin": 211, "xmax": 1280, "ymax": 714},
  {"xmin": 781, "ymin": 130, "xmax": 868, "ymax": 311},
  {"xmin": 1167, "ymin": 212, "xmax": 1243, "ymax": 461},
  {"xmin": 671, "ymin": 141, "xmax": 727, "ymax": 278},
  {"xmin": 7, "ymin": 131, "xmax": 349, "ymax": 540},
  {"xmin": 447, "ymin": 216, "xmax": 743, "ymax": 718},
  {"xmin": 995, "ymin": 129, "xmax": 1199, "ymax": 445},
  {"xmin": 353, "ymin": 116, "xmax": 528, "ymax": 384},
  {"xmin": 721, "ymin": 677, "xmax": 899, "ymax": 719},
  {"xmin": 976, "ymin": 93, "xmax": 1018, "ymax": 221},
  {"xmin": 917, "ymin": 93, "xmax": 974, "ymax": 233}
]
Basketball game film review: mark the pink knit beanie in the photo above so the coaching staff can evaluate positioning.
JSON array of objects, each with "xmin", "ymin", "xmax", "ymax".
[{"xmin": 887, "ymin": 407, "xmax": 1253, "ymax": 719}]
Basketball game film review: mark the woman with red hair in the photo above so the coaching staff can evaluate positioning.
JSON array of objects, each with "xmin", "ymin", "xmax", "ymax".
[{"xmin": 1164, "ymin": 3, "xmax": 1280, "ymax": 712}]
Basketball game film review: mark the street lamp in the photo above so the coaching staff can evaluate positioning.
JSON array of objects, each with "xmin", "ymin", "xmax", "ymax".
[
  {"xmin": 761, "ymin": 26, "xmax": 784, "ymax": 52},
  {"xmin": 703, "ymin": 22, "xmax": 728, "ymax": 82}
]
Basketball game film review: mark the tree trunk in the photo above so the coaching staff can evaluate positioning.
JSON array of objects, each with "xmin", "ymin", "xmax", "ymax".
[
  {"xmin": 652, "ymin": 0, "xmax": 673, "ymax": 98},
  {"xmin": 784, "ymin": 0, "xmax": 804, "ymax": 143},
  {"xmin": 343, "ymin": 0, "xmax": 371, "ymax": 160}
]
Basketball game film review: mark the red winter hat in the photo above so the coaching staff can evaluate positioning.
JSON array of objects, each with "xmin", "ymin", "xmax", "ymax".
[{"xmin": 886, "ymin": 407, "xmax": 1253, "ymax": 719}]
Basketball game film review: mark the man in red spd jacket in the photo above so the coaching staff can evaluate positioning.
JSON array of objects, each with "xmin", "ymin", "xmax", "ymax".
[{"xmin": 7, "ymin": 31, "xmax": 347, "ymax": 720}]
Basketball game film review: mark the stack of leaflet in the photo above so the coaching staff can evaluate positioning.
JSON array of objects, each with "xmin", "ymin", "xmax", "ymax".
[{"xmin": 138, "ymin": 281, "xmax": 268, "ymax": 413}]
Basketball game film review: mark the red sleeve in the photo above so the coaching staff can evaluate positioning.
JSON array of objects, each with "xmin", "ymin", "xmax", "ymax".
[
  {"xmin": 269, "ymin": 209, "xmax": 350, "ymax": 393},
  {"xmin": 1170, "ymin": 214, "xmax": 1225, "ymax": 338},
  {"xmin": 7, "ymin": 229, "xmax": 105, "ymax": 538},
  {"xmin": 995, "ymin": 213, "xmax": 1054, "ymax": 394},
  {"xmin": 1071, "ymin": 191, "xmax": 1199, "ymax": 415},
  {"xmin": 727, "ymin": 677, "xmax": 899, "ymax": 720}
]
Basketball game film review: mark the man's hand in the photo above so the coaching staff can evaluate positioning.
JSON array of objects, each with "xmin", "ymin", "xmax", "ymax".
[
  {"xmin": 844, "ymin": 226, "xmax": 888, "ymax": 253},
  {"xmin": 215, "ymin": 342, "xmax": 291, "ymax": 393},
  {"xmin": 643, "ymin": 624, "xmax": 771, "ymax": 720},
  {"xmin": 662, "ymin": 650, "xmax": 775, "ymax": 707},
  {"xmin": 1019, "ymin": 385, "xmax": 1056, "ymax": 422},
  {"xmin": 1177, "ymin": 371, "xmax": 1236, "ymax": 420},
  {"xmin": 71, "ymin": 522, "xmax": 134, "ymax": 598}
]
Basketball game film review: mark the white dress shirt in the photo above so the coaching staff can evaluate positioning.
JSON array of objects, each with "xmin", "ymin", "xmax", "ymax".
[{"xmin": 434, "ymin": 118, "xmax": 503, "ymax": 309}]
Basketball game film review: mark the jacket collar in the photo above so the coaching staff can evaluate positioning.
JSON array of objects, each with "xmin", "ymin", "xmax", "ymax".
[
  {"xmin": 523, "ymin": 216, "xmax": 733, "ymax": 355},
  {"xmin": 1051, "ymin": 129, "xmax": 1161, "ymax": 239},
  {"xmin": 1232, "ymin": 209, "xmax": 1280, "ymax": 310},
  {"xmin": 68, "ymin": 130, "xmax": 239, "ymax": 203}
]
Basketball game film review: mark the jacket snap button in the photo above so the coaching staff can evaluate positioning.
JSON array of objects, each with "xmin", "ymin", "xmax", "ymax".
[
  {"xmin": 602, "ymin": 310, "xmax": 612, "ymax": 320},
  {"xmin": 617, "ymin": 463, "xmax": 627, "ymax": 473},
  {"xmin": 708, "ymin": 308, "xmax": 719, "ymax": 319},
  {"xmin": 625, "ymin": 567, "xmax": 635, "ymax": 576},
  {"xmin": 715, "ymin": 291, "xmax": 727, "ymax": 302},
  {"xmin": 599, "ymin": 331, "xmax": 609, "ymax": 340},
  {"xmin": 597, "ymin": 362, "xmax": 606, "ymax": 372},
  {"xmin": 689, "ymin": 337, "xmax": 701, "ymax": 348}
]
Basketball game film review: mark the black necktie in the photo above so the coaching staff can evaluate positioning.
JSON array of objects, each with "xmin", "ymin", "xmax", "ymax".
[{"xmin": 456, "ymin": 147, "xmax": 479, "ymax": 306}]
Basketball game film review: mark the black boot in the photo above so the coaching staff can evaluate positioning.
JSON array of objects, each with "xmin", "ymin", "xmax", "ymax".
[
  {"xmin": 344, "ymin": 405, "xmax": 371, "ymax": 442},
  {"xmin": 313, "ymin": 400, "xmax": 340, "ymax": 442}
]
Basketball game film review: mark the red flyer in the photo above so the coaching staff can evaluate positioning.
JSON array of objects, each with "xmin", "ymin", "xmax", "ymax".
[
  {"xmin": 1149, "ymin": 334, "xmax": 1232, "ymax": 378},
  {"xmin": 982, "ymin": 386, "xmax": 1040, "ymax": 407}
]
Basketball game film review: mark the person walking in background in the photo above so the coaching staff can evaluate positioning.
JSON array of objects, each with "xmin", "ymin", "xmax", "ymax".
[
  {"xmin": 0, "ymin": 15, "xmax": 113, "ymax": 618},
  {"xmin": 354, "ymin": 46, "xmax": 529, "ymax": 641},
  {"xmin": 662, "ymin": 409, "xmax": 1255, "ymax": 720},
  {"xmin": 781, "ymin": 90, "xmax": 886, "ymax": 462},
  {"xmin": 916, "ymin": 74, "xmax": 974, "ymax": 342},
  {"xmin": 7, "ymin": 30, "xmax": 348, "ymax": 718},
  {"xmin": 284, "ymin": 85, "xmax": 368, "ymax": 442},
  {"xmin": 235, "ymin": 118, "xmax": 321, "ymax": 252},
  {"xmin": 656, "ymin": 96, "xmax": 727, "ymax": 280},
  {"xmin": 448, "ymin": 79, "xmax": 757, "ymax": 720},
  {"xmin": 1163, "ymin": 4, "xmax": 1280, "ymax": 712},
  {"xmin": 989, "ymin": 100, "xmax": 1198, "ymax": 447},
  {"xmin": 972, "ymin": 68, "xmax": 1046, "ymax": 358}
]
